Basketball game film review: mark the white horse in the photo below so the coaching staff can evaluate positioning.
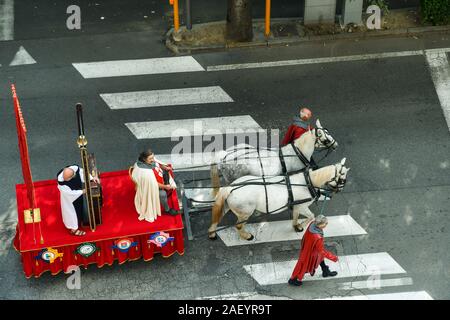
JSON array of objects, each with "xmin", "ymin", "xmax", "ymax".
[
  {"xmin": 210, "ymin": 119, "xmax": 338, "ymax": 189},
  {"xmin": 208, "ymin": 158, "xmax": 349, "ymax": 241}
]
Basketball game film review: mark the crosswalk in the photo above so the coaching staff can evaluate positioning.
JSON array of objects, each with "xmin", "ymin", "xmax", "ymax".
[{"xmin": 72, "ymin": 54, "xmax": 435, "ymax": 300}]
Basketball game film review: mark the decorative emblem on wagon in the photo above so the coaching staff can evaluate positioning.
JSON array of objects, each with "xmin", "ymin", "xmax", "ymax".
[
  {"xmin": 75, "ymin": 242, "xmax": 99, "ymax": 258},
  {"xmin": 148, "ymin": 232, "xmax": 174, "ymax": 248},
  {"xmin": 35, "ymin": 247, "xmax": 64, "ymax": 263},
  {"xmin": 112, "ymin": 238, "xmax": 138, "ymax": 253}
]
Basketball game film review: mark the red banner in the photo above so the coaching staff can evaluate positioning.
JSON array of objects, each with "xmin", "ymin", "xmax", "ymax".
[{"xmin": 11, "ymin": 84, "xmax": 36, "ymax": 209}]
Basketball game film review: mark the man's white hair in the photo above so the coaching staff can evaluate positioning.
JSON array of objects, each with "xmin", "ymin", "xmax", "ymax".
[{"xmin": 315, "ymin": 215, "xmax": 328, "ymax": 226}]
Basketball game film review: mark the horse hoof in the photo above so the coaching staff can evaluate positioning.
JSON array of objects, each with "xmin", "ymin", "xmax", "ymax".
[
  {"xmin": 209, "ymin": 234, "xmax": 218, "ymax": 241},
  {"xmin": 247, "ymin": 234, "xmax": 254, "ymax": 241},
  {"xmin": 294, "ymin": 226, "xmax": 304, "ymax": 233}
]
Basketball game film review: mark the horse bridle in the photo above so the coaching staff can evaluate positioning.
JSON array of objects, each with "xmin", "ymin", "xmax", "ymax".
[
  {"xmin": 323, "ymin": 164, "xmax": 347, "ymax": 194},
  {"xmin": 315, "ymin": 127, "xmax": 337, "ymax": 150}
]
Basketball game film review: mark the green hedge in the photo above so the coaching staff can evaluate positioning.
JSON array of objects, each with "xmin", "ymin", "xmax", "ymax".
[{"xmin": 421, "ymin": 0, "xmax": 450, "ymax": 25}]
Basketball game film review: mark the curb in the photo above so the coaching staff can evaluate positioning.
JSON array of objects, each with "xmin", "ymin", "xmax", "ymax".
[{"xmin": 166, "ymin": 24, "xmax": 450, "ymax": 55}]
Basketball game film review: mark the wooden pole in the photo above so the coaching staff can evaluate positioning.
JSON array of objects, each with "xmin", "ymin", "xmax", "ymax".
[{"xmin": 265, "ymin": 0, "xmax": 271, "ymax": 37}]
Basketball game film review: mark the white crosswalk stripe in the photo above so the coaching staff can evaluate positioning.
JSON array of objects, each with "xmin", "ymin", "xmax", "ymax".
[
  {"xmin": 316, "ymin": 290, "xmax": 433, "ymax": 300},
  {"xmin": 243, "ymin": 252, "xmax": 406, "ymax": 286},
  {"xmin": 217, "ymin": 215, "xmax": 367, "ymax": 247},
  {"xmin": 125, "ymin": 115, "xmax": 262, "ymax": 140},
  {"xmin": 73, "ymin": 56, "xmax": 205, "ymax": 79},
  {"xmin": 338, "ymin": 277, "xmax": 413, "ymax": 290},
  {"xmin": 101, "ymin": 86, "xmax": 233, "ymax": 110},
  {"xmin": 157, "ymin": 152, "xmax": 216, "ymax": 171}
]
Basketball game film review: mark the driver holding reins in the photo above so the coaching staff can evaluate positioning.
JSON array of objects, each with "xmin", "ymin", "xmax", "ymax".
[{"xmin": 281, "ymin": 107, "xmax": 313, "ymax": 146}]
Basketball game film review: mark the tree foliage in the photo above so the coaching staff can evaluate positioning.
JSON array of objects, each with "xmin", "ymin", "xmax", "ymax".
[{"xmin": 421, "ymin": 0, "xmax": 450, "ymax": 25}]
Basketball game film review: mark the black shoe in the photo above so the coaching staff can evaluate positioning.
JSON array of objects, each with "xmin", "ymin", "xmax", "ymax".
[
  {"xmin": 167, "ymin": 208, "xmax": 180, "ymax": 216},
  {"xmin": 288, "ymin": 278, "xmax": 303, "ymax": 286},
  {"xmin": 322, "ymin": 268, "xmax": 338, "ymax": 278}
]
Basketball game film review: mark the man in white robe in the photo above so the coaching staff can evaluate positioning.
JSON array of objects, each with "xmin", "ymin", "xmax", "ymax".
[
  {"xmin": 132, "ymin": 150, "xmax": 179, "ymax": 223},
  {"xmin": 57, "ymin": 165, "xmax": 97, "ymax": 236}
]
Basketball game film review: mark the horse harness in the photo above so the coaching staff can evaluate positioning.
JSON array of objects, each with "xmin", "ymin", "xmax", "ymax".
[{"xmin": 224, "ymin": 141, "xmax": 337, "ymax": 214}]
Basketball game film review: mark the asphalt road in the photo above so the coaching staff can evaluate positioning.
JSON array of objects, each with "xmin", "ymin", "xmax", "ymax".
[{"xmin": 0, "ymin": 1, "xmax": 449, "ymax": 300}]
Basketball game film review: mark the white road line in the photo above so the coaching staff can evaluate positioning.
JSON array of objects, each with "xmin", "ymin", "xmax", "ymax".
[
  {"xmin": 0, "ymin": 0, "xmax": 14, "ymax": 41},
  {"xmin": 243, "ymin": 252, "xmax": 406, "ymax": 286},
  {"xmin": 207, "ymin": 50, "xmax": 425, "ymax": 72},
  {"xmin": 425, "ymin": 50, "xmax": 450, "ymax": 131},
  {"xmin": 218, "ymin": 215, "xmax": 367, "ymax": 247},
  {"xmin": 317, "ymin": 291, "xmax": 433, "ymax": 300},
  {"xmin": 9, "ymin": 46, "xmax": 37, "ymax": 66},
  {"xmin": 125, "ymin": 115, "xmax": 262, "ymax": 140},
  {"xmin": 73, "ymin": 56, "xmax": 205, "ymax": 79},
  {"xmin": 422, "ymin": 48, "xmax": 450, "ymax": 54},
  {"xmin": 199, "ymin": 292, "xmax": 292, "ymax": 300},
  {"xmin": 339, "ymin": 277, "xmax": 413, "ymax": 290},
  {"xmin": 101, "ymin": 86, "xmax": 233, "ymax": 110}
]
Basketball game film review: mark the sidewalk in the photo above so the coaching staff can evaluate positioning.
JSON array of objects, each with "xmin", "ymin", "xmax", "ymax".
[{"xmin": 166, "ymin": 8, "xmax": 450, "ymax": 54}]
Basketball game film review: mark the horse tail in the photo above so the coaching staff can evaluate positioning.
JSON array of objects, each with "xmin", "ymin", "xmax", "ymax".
[
  {"xmin": 210, "ymin": 163, "xmax": 221, "ymax": 197},
  {"xmin": 208, "ymin": 187, "xmax": 231, "ymax": 239}
]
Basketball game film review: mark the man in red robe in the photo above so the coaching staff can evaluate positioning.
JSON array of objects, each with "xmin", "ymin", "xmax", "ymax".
[
  {"xmin": 281, "ymin": 107, "xmax": 313, "ymax": 146},
  {"xmin": 288, "ymin": 215, "xmax": 338, "ymax": 286}
]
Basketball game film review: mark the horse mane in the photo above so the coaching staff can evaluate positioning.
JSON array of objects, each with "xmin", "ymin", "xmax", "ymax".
[
  {"xmin": 309, "ymin": 165, "xmax": 334, "ymax": 188},
  {"xmin": 293, "ymin": 129, "xmax": 314, "ymax": 150}
]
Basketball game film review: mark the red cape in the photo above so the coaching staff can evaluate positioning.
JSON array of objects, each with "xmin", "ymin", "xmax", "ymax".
[
  {"xmin": 281, "ymin": 124, "xmax": 310, "ymax": 146},
  {"xmin": 290, "ymin": 222, "xmax": 338, "ymax": 281}
]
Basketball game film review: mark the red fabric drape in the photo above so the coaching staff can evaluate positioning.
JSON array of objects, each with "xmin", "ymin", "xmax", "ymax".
[
  {"xmin": 11, "ymin": 84, "xmax": 36, "ymax": 209},
  {"xmin": 18, "ymin": 230, "xmax": 184, "ymax": 278}
]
